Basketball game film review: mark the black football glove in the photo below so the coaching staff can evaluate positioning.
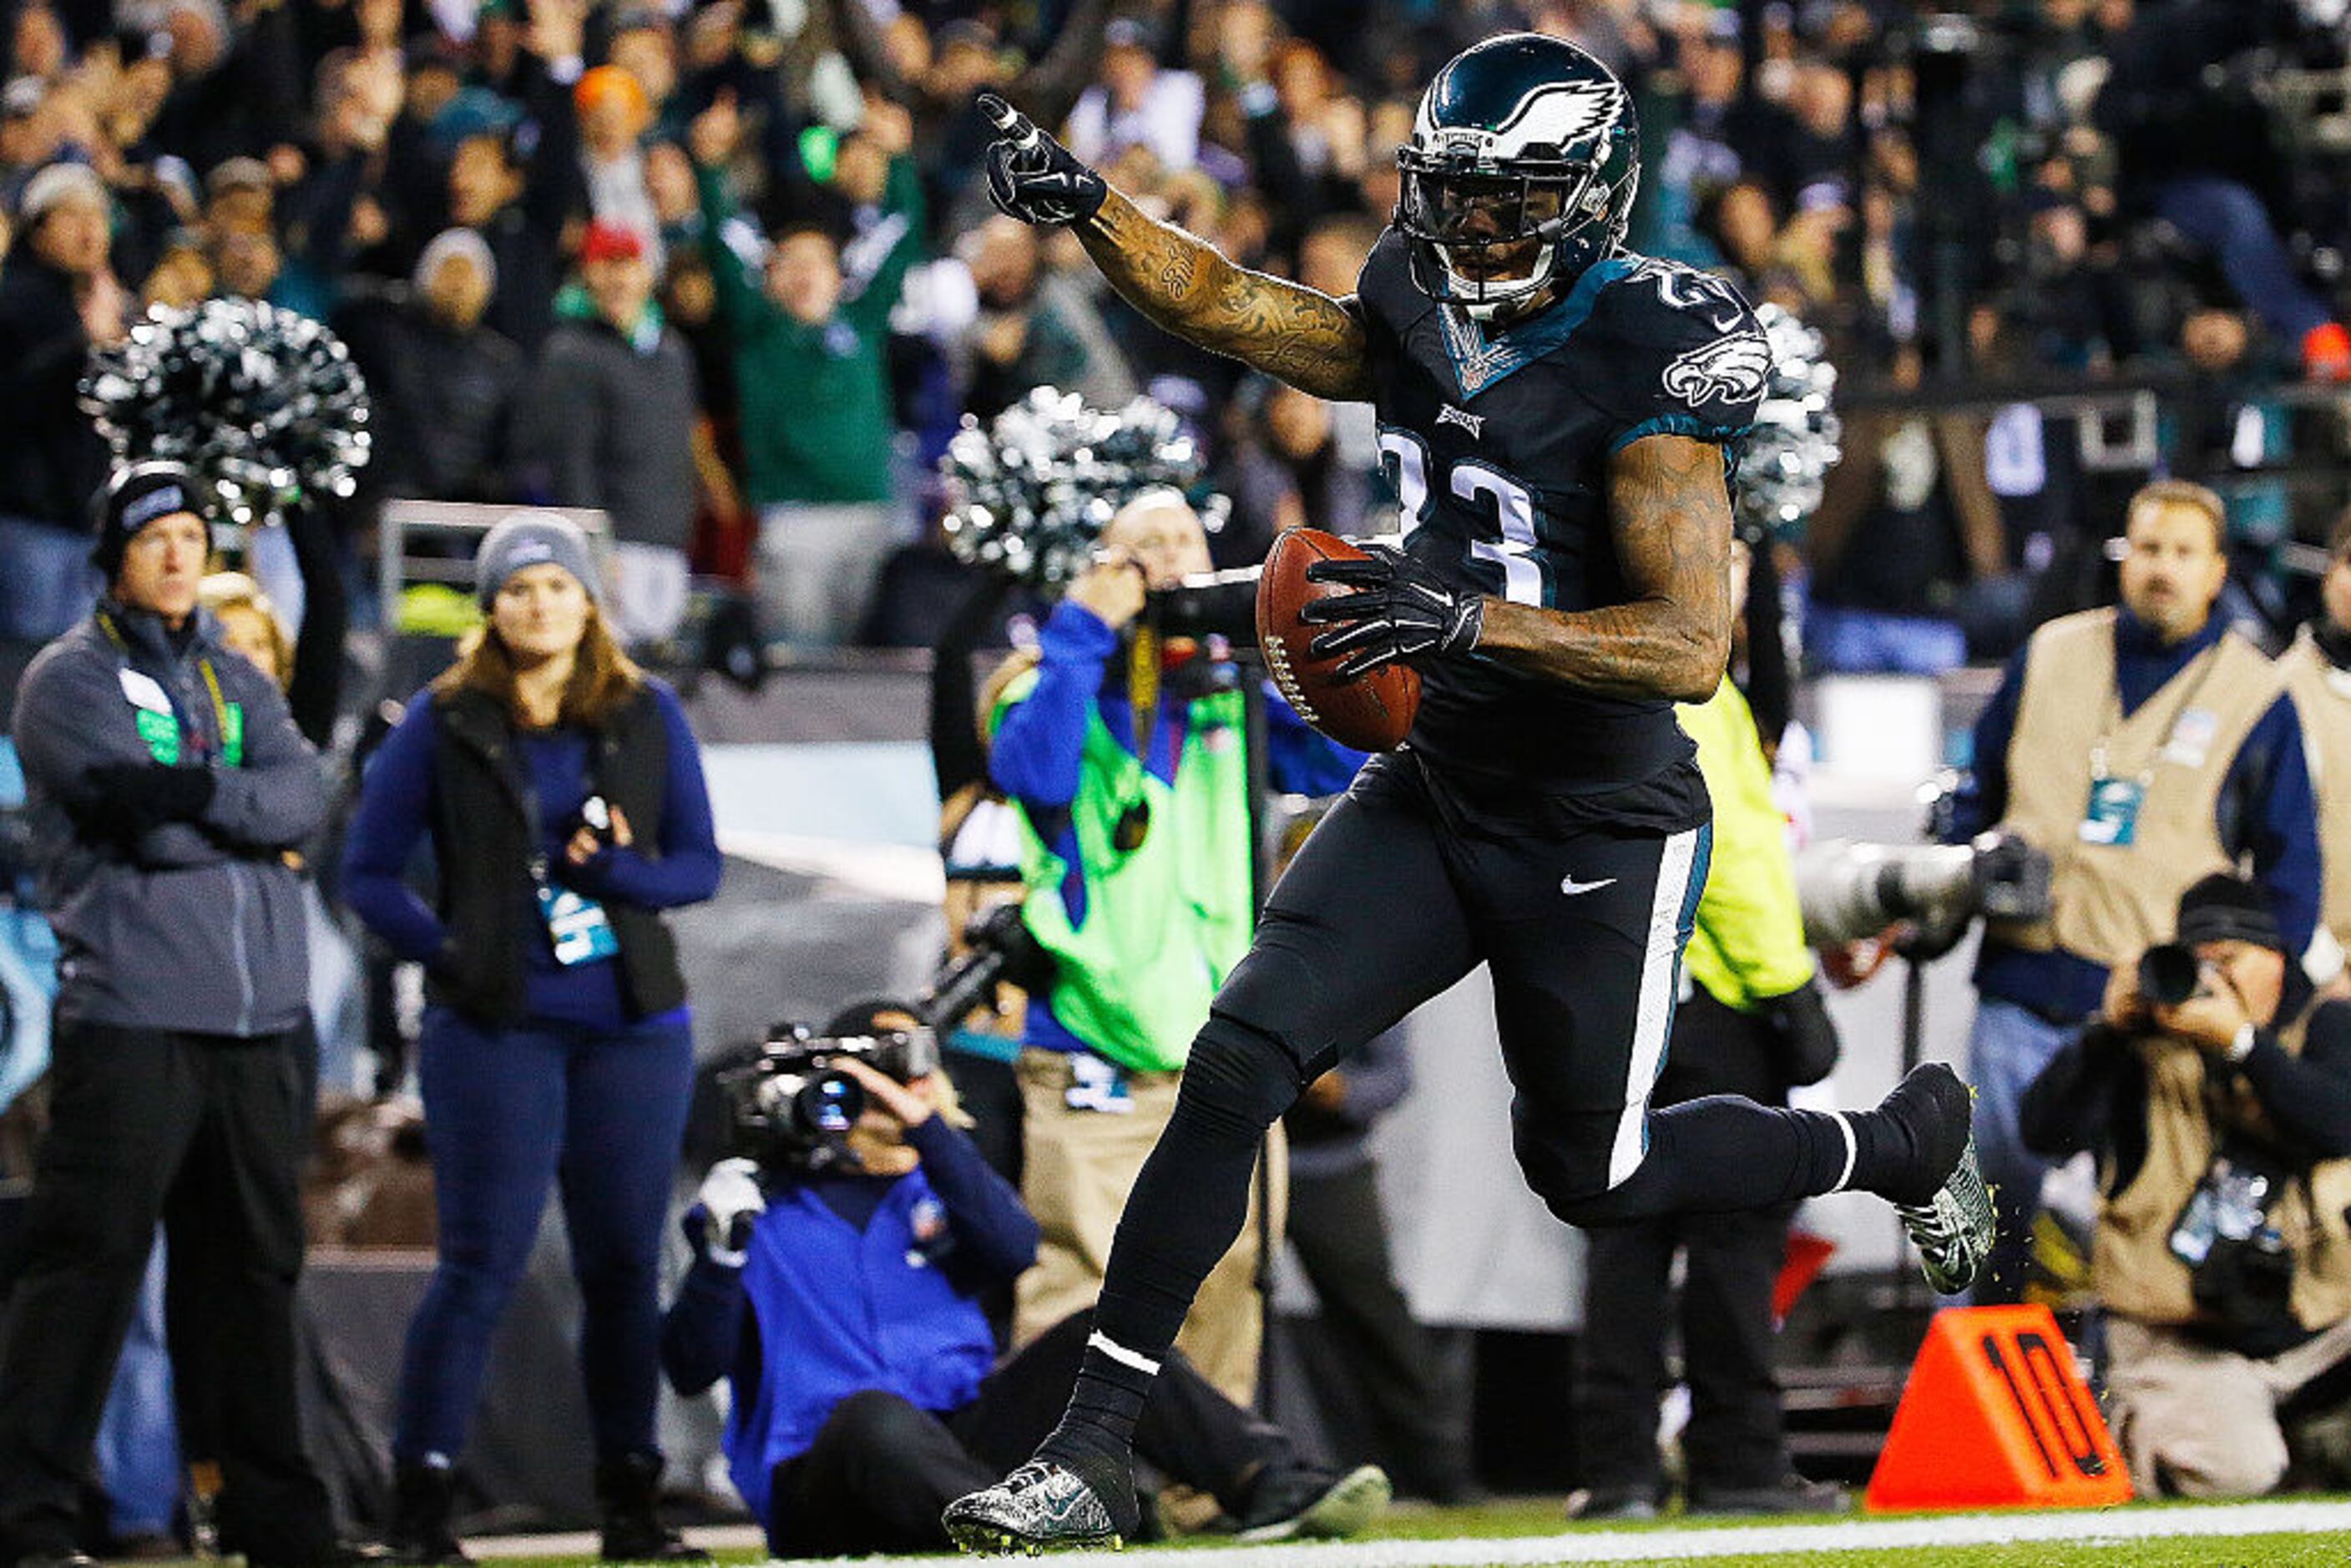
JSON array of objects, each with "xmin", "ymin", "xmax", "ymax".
[
  {"xmin": 1300, "ymin": 544, "xmax": 1485, "ymax": 679},
  {"xmin": 84, "ymin": 761, "xmax": 216, "ymax": 840},
  {"xmin": 978, "ymin": 93, "xmax": 1107, "ymax": 227}
]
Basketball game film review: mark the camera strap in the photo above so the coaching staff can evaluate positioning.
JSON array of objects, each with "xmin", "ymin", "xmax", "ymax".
[{"xmin": 1128, "ymin": 621, "xmax": 1161, "ymax": 765}]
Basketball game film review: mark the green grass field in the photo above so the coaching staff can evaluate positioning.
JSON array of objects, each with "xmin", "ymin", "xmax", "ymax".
[
  {"xmin": 449, "ymin": 1495, "xmax": 2351, "ymax": 1568},
  {"xmin": 1559, "ymin": 1542, "xmax": 2351, "ymax": 1567},
  {"xmin": 468, "ymin": 1537, "xmax": 2351, "ymax": 1568}
]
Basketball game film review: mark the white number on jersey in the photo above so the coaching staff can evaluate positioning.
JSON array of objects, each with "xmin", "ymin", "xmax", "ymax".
[{"xmin": 1378, "ymin": 427, "xmax": 1545, "ymax": 606}]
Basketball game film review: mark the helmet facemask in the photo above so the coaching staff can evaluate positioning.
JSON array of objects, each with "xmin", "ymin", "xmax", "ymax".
[{"xmin": 1398, "ymin": 159, "xmax": 1562, "ymax": 320}]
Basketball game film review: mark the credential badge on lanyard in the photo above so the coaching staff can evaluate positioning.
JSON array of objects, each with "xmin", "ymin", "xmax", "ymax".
[
  {"xmin": 105, "ymin": 614, "xmax": 243, "ymax": 766},
  {"xmin": 120, "ymin": 668, "xmax": 182, "ymax": 764}
]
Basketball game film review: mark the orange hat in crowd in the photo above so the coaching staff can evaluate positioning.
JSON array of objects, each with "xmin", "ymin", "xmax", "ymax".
[{"xmin": 574, "ymin": 64, "xmax": 650, "ymax": 127}]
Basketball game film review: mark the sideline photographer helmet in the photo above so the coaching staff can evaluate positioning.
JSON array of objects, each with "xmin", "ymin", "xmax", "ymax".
[{"xmin": 1397, "ymin": 33, "xmax": 1641, "ymax": 321}]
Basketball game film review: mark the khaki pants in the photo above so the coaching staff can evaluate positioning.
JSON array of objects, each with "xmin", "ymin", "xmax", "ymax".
[
  {"xmin": 1010, "ymin": 1048, "xmax": 1285, "ymax": 1409},
  {"xmin": 2106, "ymin": 1313, "xmax": 2351, "ymax": 1497}
]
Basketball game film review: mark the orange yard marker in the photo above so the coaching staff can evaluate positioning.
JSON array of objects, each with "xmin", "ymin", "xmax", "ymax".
[{"xmin": 1866, "ymin": 1305, "xmax": 2131, "ymax": 1512}]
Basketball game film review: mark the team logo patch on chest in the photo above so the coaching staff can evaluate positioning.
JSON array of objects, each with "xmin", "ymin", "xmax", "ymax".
[
  {"xmin": 905, "ymin": 1196, "xmax": 950, "ymax": 1267},
  {"xmin": 1436, "ymin": 404, "xmax": 1485, "ymax": 438},
  {"xmin": 1662, "ymin": 332, "xmax": 1772, "ymax": 407}
]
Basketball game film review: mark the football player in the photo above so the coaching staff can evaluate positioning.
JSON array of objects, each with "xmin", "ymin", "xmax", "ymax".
[{"xmin": 944, "ymin": 33, "xmax": 1993, "ymax": 1552}]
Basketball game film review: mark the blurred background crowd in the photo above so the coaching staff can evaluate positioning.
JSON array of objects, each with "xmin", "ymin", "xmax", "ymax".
[{"xmin": 5, "ymin": 0, "xmax": 2351, "ymax": 689}]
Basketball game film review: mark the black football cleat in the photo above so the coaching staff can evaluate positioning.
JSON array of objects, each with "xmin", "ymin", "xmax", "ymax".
[{"xmin": 1231, "ymin": 1463, "xmax": 1392, "ymax": 1543}]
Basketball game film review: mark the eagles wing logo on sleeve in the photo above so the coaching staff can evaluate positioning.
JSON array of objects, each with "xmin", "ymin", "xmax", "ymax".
[{"xmin": 1663, "ymin": 332, "xmax": 1773, "ymax": 408}]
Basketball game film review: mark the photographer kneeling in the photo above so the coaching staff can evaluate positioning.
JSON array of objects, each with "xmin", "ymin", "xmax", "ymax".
[
  {"xmin": 660, "ymin": 1004, "xmax": 1388, "ymax": 1557},
  {"xmin": 2022, "ymin": 874, "xmax": 2351, "ymax": 1498}
]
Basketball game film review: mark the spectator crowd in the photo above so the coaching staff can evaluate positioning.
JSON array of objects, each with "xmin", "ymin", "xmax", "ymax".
[{"xmin": 3, "ymin": 0, "xmax": 2351, "ymax": 677}]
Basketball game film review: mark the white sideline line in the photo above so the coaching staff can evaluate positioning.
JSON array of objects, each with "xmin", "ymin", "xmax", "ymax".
[
  {"xmin": 751, "ymin": 1500, "xmax": 2351, "ymax": 1568},
  {"xmin": 467, "ymin": 1525, "xmax": 769, "ymax": 1558}
]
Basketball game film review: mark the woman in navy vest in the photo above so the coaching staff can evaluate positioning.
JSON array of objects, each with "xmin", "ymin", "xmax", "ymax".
[{"xmin": 344, "ymin": 513, "xmax": 721, "ymax": 1564}]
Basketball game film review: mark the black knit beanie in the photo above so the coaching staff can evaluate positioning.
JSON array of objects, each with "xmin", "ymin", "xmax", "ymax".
[
  {"xmin": 92, "ymin": 462, "xmax": 215, "ymax": 578},
  {"xmin": 2175, "ymin": 873, "xmax": 2284, "ymax": 954}
]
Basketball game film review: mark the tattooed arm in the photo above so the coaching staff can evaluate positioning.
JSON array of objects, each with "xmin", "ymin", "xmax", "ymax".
[
  {"xmin": 1473, "ymin": 433, "xmax": 1732, "ymax": 702},
  {"xmin": 1075, "ymin": 189, "xmax": 1375, "ymax": 402}
]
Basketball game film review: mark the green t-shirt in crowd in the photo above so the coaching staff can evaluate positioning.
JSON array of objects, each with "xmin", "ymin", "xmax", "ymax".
[{"xmin": 696, "ymin": 156, "xmax": 923, "ymax": 507}]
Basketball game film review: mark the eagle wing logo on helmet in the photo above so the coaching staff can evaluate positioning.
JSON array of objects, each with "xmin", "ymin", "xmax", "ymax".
[
  {"xmin": 1501, "ymin": 78, "xmax": 1627, "ymax": 150},
  {"xmin": 1663, "ymin": 332, "xmax": 1773, "ymax": 407}
]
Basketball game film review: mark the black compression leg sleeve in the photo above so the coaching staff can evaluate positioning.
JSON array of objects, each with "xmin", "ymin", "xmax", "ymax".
[
  {"xmin": 1041, "ymin": 1015, "xmax": 1301, "ymax": 1459},
  {"xmin": 1534, "ymin": 1095, "xmax": 1854, "ymax": 1228}
]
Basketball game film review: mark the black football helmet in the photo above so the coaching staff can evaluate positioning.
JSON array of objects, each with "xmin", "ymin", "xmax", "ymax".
[{"xmin": 1396, "ymin": 33, "xmax": 1641, "ymax": 321}]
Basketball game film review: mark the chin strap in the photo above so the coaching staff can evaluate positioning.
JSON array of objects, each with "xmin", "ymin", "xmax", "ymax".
[{"xmin": 1449, "ymin": 245, "xmax": 1561, "ymax": 323}]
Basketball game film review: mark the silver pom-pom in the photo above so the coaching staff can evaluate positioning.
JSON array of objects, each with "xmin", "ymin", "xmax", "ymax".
[
  {"xmin": 939, "ymin": 387, "xmax": 1226, "ymax": 590},
  {"xmin": 1734, "ymin": 304, "xmax": 1840, "ymax": 538},
  {"xmin": 80, "ymin": 298, "xmax": 372, "ymax": 530}
]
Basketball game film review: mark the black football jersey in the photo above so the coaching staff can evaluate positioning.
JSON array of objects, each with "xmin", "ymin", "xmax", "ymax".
[{"xmin": 1352, "ymin": 229, "xmax": 1769, "ymax": 831}]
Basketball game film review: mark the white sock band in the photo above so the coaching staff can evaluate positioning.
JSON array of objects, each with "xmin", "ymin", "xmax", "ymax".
[
  {"xmin": 1086, "ymin": 1331, "xmax": 1162, "ymax": 1378},
  {"xmin": 1830, "ymin": 1111, "xmax": 1858, "ymax": 1194}
]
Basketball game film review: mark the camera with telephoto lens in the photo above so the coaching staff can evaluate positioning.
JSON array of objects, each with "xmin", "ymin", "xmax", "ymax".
[
  {"xmin": 720, "ymin": 1022, "xmax": 941, "ymax": 1172},
  {"xmin": 1792, "ymin": 771, "xmax": 2052, "ymax": 957},
  {"xmin": 1146, "ymin": 569, "xmax": 1261, "ymax": 646},
  {"xmin": 2137, "ymin": 943, "xmax": 2207, "ymax": 1009},
  {"xmin": 1792, "ymin": 831, "xmax": 2051, "ymax": 953}
]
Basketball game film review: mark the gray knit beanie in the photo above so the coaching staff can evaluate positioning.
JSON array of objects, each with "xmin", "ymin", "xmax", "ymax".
[{"xmin": 473, "ymin": 513, "xmax": 601, "ymax": 607}]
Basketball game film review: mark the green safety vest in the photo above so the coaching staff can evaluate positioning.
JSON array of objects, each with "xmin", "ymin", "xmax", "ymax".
[{"xmin": 993, "ymin": 670, "xmax": 1256, "ymax": 1072}]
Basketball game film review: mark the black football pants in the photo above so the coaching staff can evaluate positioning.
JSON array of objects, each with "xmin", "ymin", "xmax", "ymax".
[
  {"xmin": 1090, "ymin": 751, "xmax": 1853, "ymax": 1367},
  {"xmin": 0, "ymin": 1018, "xmax": 336, "ymax": 1565}
]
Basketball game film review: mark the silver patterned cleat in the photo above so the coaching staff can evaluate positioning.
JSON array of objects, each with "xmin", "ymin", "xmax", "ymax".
[
  {"xmin": 1898, "ymin": 1130, "xmax": 1996, "ymax": 1294},
  {"xmin": 943, "ymin": 1459, "xmax": 1126, "ymax": 1555}
]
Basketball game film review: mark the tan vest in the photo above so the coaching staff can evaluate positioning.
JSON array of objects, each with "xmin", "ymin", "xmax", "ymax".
[
  {"xmin": 1990, "ymin": 608, "xmax": 2283, "ymax": 964},
  {"xmin": 2093, "ymin": 1002, "xmax": 2351, "ymax": 1334},
  {"xmin": 2281, "ymin": 632, "xmax": 2351, "ymax": 956}
]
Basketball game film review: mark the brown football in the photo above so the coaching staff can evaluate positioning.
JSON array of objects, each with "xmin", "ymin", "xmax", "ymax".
[{"xmin": 1256, "ymin": 527, "xmax": 1421, "ymax": 752}]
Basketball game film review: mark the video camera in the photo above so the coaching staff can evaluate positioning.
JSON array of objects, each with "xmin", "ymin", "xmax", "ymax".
[
  {"xmin": 719, "ymin": 1023, "xmax": 940, "ymax": 1173},
  {"xmin": 919, "ymin": 900, "xmax": 1053, "ymax": 1034}
]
